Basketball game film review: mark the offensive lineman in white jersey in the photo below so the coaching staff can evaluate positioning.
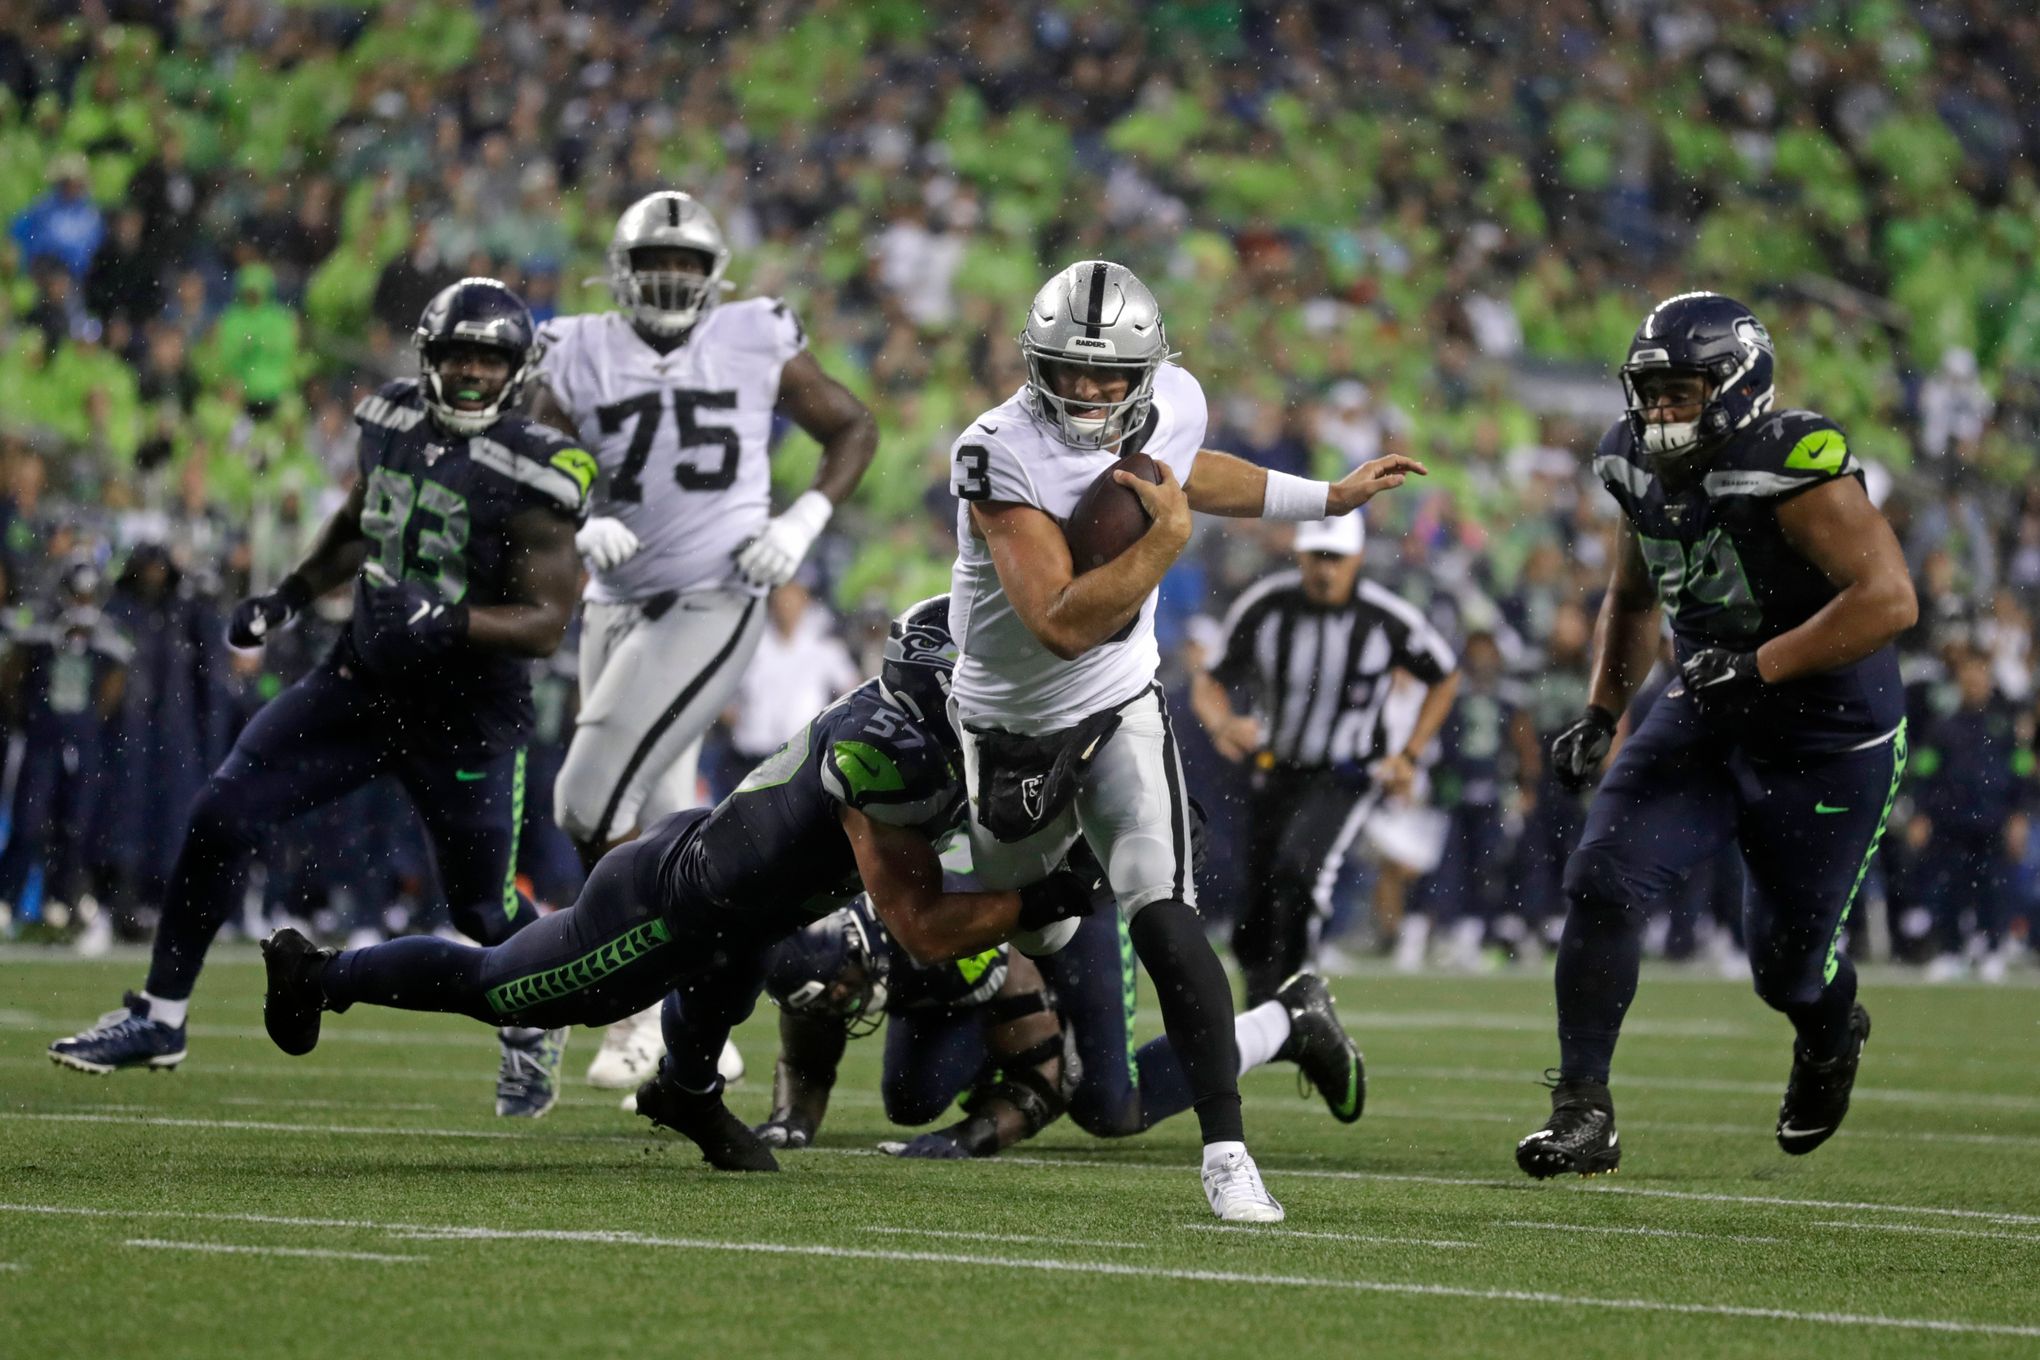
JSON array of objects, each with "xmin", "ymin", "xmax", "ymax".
[
  {"xmin": 532, "ymin": 191, "xmax": 876, "ymax": 1089},
  {"xmin": 947, "ymin": 261, "xmax": 1423, "ymax": 1220}
]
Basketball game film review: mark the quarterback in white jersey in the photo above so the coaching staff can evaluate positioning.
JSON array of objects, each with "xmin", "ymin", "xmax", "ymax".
[
  {"xmin": 946, "ymin": 260, "xmax": 1424, "ymax": 1222},
  {"xmin": 532, "ymin": 191, "xmax": 875, "ymax": 1089}
]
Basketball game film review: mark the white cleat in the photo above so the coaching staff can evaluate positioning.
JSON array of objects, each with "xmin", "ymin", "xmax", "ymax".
[
  {"xmin": 585, "ymin": 1004, "xmax": 666, "ymax": 1090},
  {"xmin": 718, "ymin": 1036, "xmax": 745, "ymax": 1084},
  {"xmin": 1202, "ymin": 1146, "xmax": 1285, "ymax": 1223}
]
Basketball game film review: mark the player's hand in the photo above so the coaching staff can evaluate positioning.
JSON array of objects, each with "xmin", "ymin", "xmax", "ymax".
[
  {"xmin": 752, "ymin": 1115, "xmax": 816, "ymax": 1150},
  {"xmin": 1550, "ymin": 705, "xmax": 1616, "ymax": 792},
  {"xmin": 1212, "ymin": 713, "xmax": 1263, "ymax": 762},
  {"xmin": 1117, "ymin": 458, "xmax": 1191, "ymax": 552},
  {"xmin": 1016, "ymin": 868, "xmax": 1098, "ymax": 933},
  {"xmin": 1374, "ymin": 751, "xmax": 1419, "ymax": 799},
  {"xmin": 575, "ymin": 516, "xmax": 642, "ymax": 573},
  {"xmin": 1681, "ymin": 647, "xmax": 1762, "ymax": 697},
  {"xmin": 226, "ymin": 575, "xmax": 313, "ymax": 649},
  {"xmin": 363, "ymin": 575, "xmax": 468, "ymax": 659},
  {"xmin": 884, "ymin": 1129, "xmax": 973, "ymax": 1160},
  {"xmin": 1328, "ymin": 454, "xmax": 1429, "ymax": 515},
  {"xmin": 734, "ymin": 490, "xmax": 834, "ymax": 589}
]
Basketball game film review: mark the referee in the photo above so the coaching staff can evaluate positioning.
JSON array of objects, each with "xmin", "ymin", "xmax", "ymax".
[{"xmin": 1192, "ymin": 515, "xmax": 1460, "ymax": 1003}]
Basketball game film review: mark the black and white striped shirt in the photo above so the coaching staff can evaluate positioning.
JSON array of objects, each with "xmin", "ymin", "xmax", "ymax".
[{"xmin": 1209, "ymin": 571, "xmax": 1457, "ymax": 770}]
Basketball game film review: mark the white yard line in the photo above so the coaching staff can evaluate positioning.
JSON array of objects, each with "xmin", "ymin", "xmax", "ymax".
[
  {"xmin": 1185, "ymin": 1225, "xmax": 1476, "ymax": 1249},
  {"xmin": 5, "ymin": 1202, "xmax": 2034, "ymax": 1337},
  {"xmin": 0, "ymin": 1112, "xmax": 641, "ymax": 1145},
  {"xmin": 124, "ymin": 1238, "xmax": 422, "ymax": 1263},
  {"xmin": 1498, "ymin": 1221, "xmax": 1782, "ymax": 1244},
  {"xmin": 861, "ymin": 1227, "xmax": 1149, "ymax": 1250},
  {"xmin": 1393, "ymin": 1065, "xmax": 2040, "ymax": 1114},
  {"xmin": 1811, "ymin": 1220, "xmax": 2040, "ymax": 1244}
]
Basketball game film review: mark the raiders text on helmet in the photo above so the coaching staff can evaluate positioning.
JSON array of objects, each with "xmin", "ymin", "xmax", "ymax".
[
  {"xmin": 414, "ymin": 278, "xmax": 539, "ymax": 437},
  {"xmin": 1620, "ymin": 291, "xmax": 1776, "ymax": 470},
  {"xmin": 607, "ymin": 190, "xmax": 732, "ymax": 337},
  {"xmin": 1019, "ymin": 260, "xmax": 1174, "ymax": 450}
]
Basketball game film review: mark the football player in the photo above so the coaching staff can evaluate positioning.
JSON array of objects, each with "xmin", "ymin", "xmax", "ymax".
[
  {"xmin": 52, "ymin": 279, "xmax": 592, "ymax": 1117},
  {"xmin": 945, "ymin": 260, "xmax": 1422, "ymax": 1220},
  {"xmin": 1517, "ymin": 293, "xmax": 1917, "ymax": 1177},
  {"xmin": 530, "ymin": 191, "xmax": 877, "ymax": 1091},
  {"xmin": 752, "ymin": 897, "xmax": 1365, "ymax": 1160},
  {"xmin": 257, "ymin": 598, "xmax": 1095, "ymax": 1171}
]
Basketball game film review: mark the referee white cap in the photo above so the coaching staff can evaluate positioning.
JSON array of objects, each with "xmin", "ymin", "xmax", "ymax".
[{"xmin": 1295, "ymin": 513, "xmax": 1365, "ymax": 557}]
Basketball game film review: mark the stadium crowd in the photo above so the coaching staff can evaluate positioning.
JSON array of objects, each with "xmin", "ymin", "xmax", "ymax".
[{"xmin": 0, "ymin": 0, "xmax": 2035, "ymax": 977}]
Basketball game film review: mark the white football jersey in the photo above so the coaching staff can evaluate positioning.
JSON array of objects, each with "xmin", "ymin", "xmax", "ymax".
[
  {"xmin": 536, "ymin": 300, "xmax": 805, "ymax": 600},
  {"xmin": 947, "ymin": 362, "xmax": 1206, "ymax": 734}
]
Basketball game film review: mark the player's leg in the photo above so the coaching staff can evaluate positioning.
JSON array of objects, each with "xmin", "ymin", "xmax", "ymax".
[
  {"xmin": 1738, "ymin": 723, "xmax": 1905, "ymax": 1154},
  {"xmin": 630, "ymin": 947, "xmax": 778, "ymax": 1171},
  {"xmin": 0, "ymin": 730, "xmax": 61, "ymax": 910},
  {"xmin": 1518, "ymin": 694, "xmax": 1738, "ymax": 1176},
  {"xmin": 1073, "ymin": 688, "xmax": 1282, "ymax": 1221},
  {"xmin": 50, "ymin": 667, "xmax": 384, "ymax": 1074},
  {"xmin": 1230, "ymin": 775, "xmax": 1293, "ymax": 1006}
]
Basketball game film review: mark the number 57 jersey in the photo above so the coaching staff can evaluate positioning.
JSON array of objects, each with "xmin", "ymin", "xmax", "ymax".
[{"xmin": 537, "ymin": 300, "xmax": 807, "ymax": 602}]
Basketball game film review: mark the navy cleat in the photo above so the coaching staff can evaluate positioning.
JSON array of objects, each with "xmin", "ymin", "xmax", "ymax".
[
  {"xmin": 1776, "ymin": 1003, "xmax": 1870, "ymax": 1156},
  {"xmin": 1274, "ymin": 971, "xmax": 1366, "ymax": 1123},
  {"xmin": 49, "ymin": 993, "xmax": 187, "ymax": 1074},
  {"xmin": 495, "ymin": 1026, "xmax": 569, "ymax": 1118},
  {"xmin": 634, "ymin": 1063, "xmax": 779, "ymax": 1171},
  {"xmin": 261, "ymin": 927, "xmax": 335, "ymax": 1056},
  {"xmin": 1517, "ymin": 1076, "xmax": 1620, "ymax": 1178}
]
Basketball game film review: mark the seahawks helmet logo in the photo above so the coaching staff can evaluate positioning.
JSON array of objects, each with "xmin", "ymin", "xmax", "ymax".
[{"xmin": 1733, "ymin": 316, "xmax": 1773, "ymax": 356}]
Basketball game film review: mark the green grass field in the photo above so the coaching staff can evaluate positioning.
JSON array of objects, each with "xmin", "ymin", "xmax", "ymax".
[{"xmin": 3, "ymin": 948, "xmax": 2036, "ymax": 1359}]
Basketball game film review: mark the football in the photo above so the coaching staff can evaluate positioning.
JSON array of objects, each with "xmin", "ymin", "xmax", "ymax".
[{"xmin": 1063, "ymin": 451, "xmax": 1161, "ymax": 573}]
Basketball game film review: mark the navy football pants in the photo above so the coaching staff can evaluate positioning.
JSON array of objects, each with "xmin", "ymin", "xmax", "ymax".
[
  {"xmin": 146, "ymin": 662, "xmax": 536, "ymax": 1001},
  {"xmin": 1556, "ymin": 691, "xmax": 1905, "ymax": 1082}
]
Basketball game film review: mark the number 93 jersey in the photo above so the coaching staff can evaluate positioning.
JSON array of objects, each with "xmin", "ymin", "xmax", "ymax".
[
  {"xmin": 536, "ymin": 300, "xmax": 806, "ymax": 601},
  {"xmin": 947, "ymin": 362, "xmax": 1206, "ymax": 734},
  {"xmin": 1593, "ymin": 408, "xmax": 1903, "ymax": 751}
]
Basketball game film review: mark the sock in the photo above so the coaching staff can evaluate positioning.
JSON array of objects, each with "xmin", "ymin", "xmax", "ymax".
[
  {"xmin": 1234, "ymin": 1000, "xmax": 1291, "ymax": 1074},
  {"xmin": 1552, "ymin": 896, "xmax": 1643, "ymax": 1085},
  {"xmin": 1129, "ymin": 900, "xmax": 1243, "ymax": 1145},
  {"xmin": 321, "ymin": 937, "xmax": 494, "ymax": 1024},
  {"xmin": 1202, "ymin": 1139, "xmax": 1246, "ymax": 1169},
  {"xmin": 1785, "ymin": 955, "xmax": 1858, "ymax": 1062},
  {"xmin": 140, "ymin": 992, "xmax": 188, "ymax": 1028}
]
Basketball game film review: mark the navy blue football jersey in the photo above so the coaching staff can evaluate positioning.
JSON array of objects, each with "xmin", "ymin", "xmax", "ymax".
[
  {"xmin": 661, "ymin": 679, "xmax": 966, "ymax": 931},
  {"xmin": 345, "ymin": 381, "xmax": 593, "ymax": 748},
  {"xmin": 1593, "ymin": 409, "xmax": 1904, "ymax": 750},
  {"xmin": 1433, "ymin": 676, "xmax": 1527, "ymax": 808}
]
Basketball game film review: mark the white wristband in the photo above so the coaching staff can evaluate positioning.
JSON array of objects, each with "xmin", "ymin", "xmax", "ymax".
[
  {"xmin": 782, "ymin": 489, "xmax": 835, "ymax": 536},
  {"xmin": 1262, "ymin": 470, "xmax": 1330, "ymax": 520}
]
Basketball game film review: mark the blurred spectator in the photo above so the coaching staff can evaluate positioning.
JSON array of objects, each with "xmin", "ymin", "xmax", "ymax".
[{"xmin": 10, "ymin": 151, "xmax": 101, "ymax": 280}]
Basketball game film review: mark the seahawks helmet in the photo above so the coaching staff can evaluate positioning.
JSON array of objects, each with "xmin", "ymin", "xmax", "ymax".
[
  {"xmin": 414, "ymin": 278, "xmax": 539, "ymax": 437},
  {"xmin": 880, "ymin": 594, "xmax": 959, "ymax": 751},
  {"xmin": 1019, "ymin": 260, "xmax": 1174, "ymax": 450},
  {"xmin": 763, "ymin": 900, "xmax": 892, "ymax": 1039},
  {"xmin": 1620, "ymin": 292, "xmax": 1776, "ymax": 471},
  {"xmin": 607, "ymin": 190, "xmax": 730, "ymax": 337}
]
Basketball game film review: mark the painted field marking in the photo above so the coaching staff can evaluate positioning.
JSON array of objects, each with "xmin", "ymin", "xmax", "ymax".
[
  {"xmin": 124, "ymin": 1238, "xmax": 422, "ymax": 1263},
  {"xmin": 862, "ymin": 1227, "xmax": 1149, "ymax": 1250},
  {"xmin": 1498, "ymin": 1221, "xmax": 1782, "ymax": 1245},
  {"xmin": 0, "ymin": 1112, "xmax": 644, "ymax": 1145},
  {"xmin": 1392, "ymin": 1065, "xmax": 2040, "ymax": 1114},
  {"xmin": 1365, "ymin": 1102, "xmax": 2040, "ymax": 1151},
  {"xmin": 1811, "ymin": 1220, "xmax": 2040, "ymax": 1244},
  {"xmin": 1185, "ymin": 1225, "xmax": 1476, "ymax": 1249}
]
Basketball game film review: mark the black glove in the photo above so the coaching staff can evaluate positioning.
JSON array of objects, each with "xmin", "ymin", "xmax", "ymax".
[
  {"xmin": 752, "ymin": 1114, "xmax": 816, "ymax": 1150},
  {"xmin": 1549, "ymin": 705, "xmax": 1616, "ymax": 793},
  {"xmin": 360, "ymin": 577, "xmax": 468, "ymax": 668},
  {"xmin": 227, "ymin": 574, "xmax": 313, "ymax": 648},
  {"xmin": 1016, "ymin": 867, "xmax": 1099, "ymax": 933},
  {"xmin": 885, "ymin": 1126, "xmax": 979, "ymax": 1160},
  {"xmin": 1680, "ymin": 647, "xmax": 1761, "ymax": 700}
]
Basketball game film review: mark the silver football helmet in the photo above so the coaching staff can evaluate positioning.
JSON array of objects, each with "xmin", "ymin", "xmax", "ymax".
[
  {"xmin": 607, "ymin": 191, "xmax": 731, "ymax": 336},
  {"xmin": 1019, "ymin": 260, "xmax": 1174, "ymax": 450}
]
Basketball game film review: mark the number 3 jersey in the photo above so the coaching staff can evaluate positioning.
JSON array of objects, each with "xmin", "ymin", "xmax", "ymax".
[
  {"xmin": 350, "ymin": 379, "xmax": 592, "ymax": 748},
  {"xmin": 946, "ymin": 362, "xmax": 1206, "ymax": 734},
  {"xmin": 1592, "ymin": 408, "xmax": 1903, "ymax": 752},
  {"xmin": 536, "ymin": 300, "xmax": 807, "ymax": 602}
]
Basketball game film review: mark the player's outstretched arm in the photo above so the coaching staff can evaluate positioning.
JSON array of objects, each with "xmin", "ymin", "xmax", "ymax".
[
  {"xmin": 1587, "ymin": 519, "xmax": 1663, "ymax": 718},
  {"xmin": 1181, "ymin": 447, "xmax": 1428, "ymax": 518},
  {"xmin": 463, "ymin": 506, "xmax": 581, "ymax": 658},
  {"xmin": 840, "ymin": 806, "xmax": 1093, "ymax": 964},
  {"xmin": 1757, "ymin": 477, "xmax": 1918, "ymax": 683},
  {"xmin": 755, "ymin": 1008, "xmax": 848, "ymax": 1150},
  {"xmin": 733, "ymin": 355, "xmax": 879, "ymax": 589},
  {"xmin": 228, "ymin": 479, "xmax": 372, "ymax": 647},
  {"xmin": 972, "ymin": 459, "xmax": 1191, "ymax": 661}
]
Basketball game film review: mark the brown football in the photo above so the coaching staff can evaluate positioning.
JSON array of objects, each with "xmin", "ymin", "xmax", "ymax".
[{"xmin": 1063, "ymin": 451, "xmax": 1161, "ymax": 574}]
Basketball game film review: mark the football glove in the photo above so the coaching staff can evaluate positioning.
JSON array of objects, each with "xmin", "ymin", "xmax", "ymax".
[
  {"xmin": 1550, "ymin": 705, "xmax": 1616, "ymax": 792},
  {"xmin": 752, "ymin": 1114, "xmax": 816, "ymax": 1151},
  {"xmin": 733, "ymin": 490, "xmax": 833, "ymax": 589},
  {"xmin": 575, "ymin": 516, "xmax": 642, "ymax": 573},
  {"xmin": 1016, "ymin": 868, "xmax": 1098, "ymax": 934},
  {"xmin": 361, "ymin": 575, "xmax": 468, "ymax": 667},
  {"xmin": 227, "ymin": 574, "xmax": 314, "ymax": 648},
  {"xmin": 1681, "ymin": 647, "xmax": 1761, "ymax": 697},
  {"xmin": 883, "ymin": 1128, "xmax": 974, "ymax": 1160}
]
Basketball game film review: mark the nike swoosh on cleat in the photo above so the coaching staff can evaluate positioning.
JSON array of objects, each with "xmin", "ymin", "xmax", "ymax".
[
  {"xmin": 1814, "ymin": 801, "xmax": 1849, "ymax": 814},
  {"xmin": 455, "ymin": 770, "xmax": 487, "ymax": 782},
  {"xmin": 1778, "ymin": 1124, "xmax": 1831, "ymax": 1140},
  {"xmin": 1334, "ymin": 1060, "xmax": 1359, "ymax": 1120}
]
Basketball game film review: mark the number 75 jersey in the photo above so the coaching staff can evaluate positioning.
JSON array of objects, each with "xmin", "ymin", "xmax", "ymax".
[{"xmin": 537, "ymin": 300, "xmax": 807, "ymax": 602}]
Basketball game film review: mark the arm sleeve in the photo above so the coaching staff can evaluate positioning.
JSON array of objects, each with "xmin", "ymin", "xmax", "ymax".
[
  {"xmin": 1146, "ymin": 362, "xmax": 1207, "ymax": 486},
  {"xmin": 949, "ymin": 429, "xmax": 1036, "ymax": 506},
  {"xmin": 474, "ymin": 425, "xmax": 595, "ymax": 523},
  {"xmin": 764, "ymin": 299, "xmax": 808, "ymax": 364},
  {"xmin": 1716, "ymin": 414, "xmax": 1861, "ymax": 501},
  {"xmin": 533, "ymin": 318, "xmax": 578, "ymax": 412}
]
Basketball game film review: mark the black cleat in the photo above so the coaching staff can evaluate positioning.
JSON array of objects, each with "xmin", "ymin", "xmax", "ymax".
[
  {"xmin": 1274, "ymin": 971, "xmax": 1365, "ymax": 1123},
  {"xmin": 261, "ymin": 928, "xmax": 335, "ymax": 1056},
  {"xmin": 634, "ymin": 1064, "xmax": 779, "ymax": 1172},
  {"xmin": 1517, "ymin": 1076, "xmax": 1620, "ymax": 1178},
  {"xmin": 1776, "ymin": 1003, "xmax": 1870, "ymax": 1156}
]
